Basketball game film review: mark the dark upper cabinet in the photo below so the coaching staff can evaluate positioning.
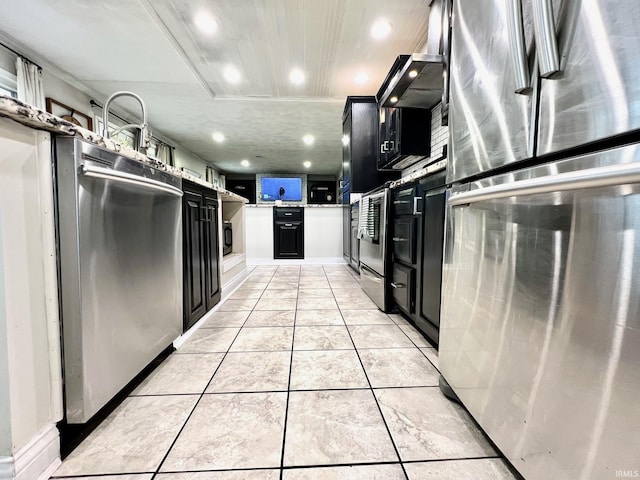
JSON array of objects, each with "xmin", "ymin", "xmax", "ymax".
[
  {"xmin": 378, "ymin": 107, "xmax": 431, "ymax": 170},
  {"xmin": 342, "ymin": 96, "xmax": 399, "ymax": 193},
  {"xmin": 308, "ymin": 180, "xmax": 337, "ymax": 204},
  {"xmin": 274, "ymin": 207, "xmax": 304, "ymax": 259},
  {"xmin": 182, "ymin": 181, "xmax": 221, "ymax": 331}
]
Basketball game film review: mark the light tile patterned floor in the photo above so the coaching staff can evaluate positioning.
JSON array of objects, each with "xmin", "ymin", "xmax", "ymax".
[{"xmin": 51, "ymin": 265, "xmax": 518, "ymax": 480}]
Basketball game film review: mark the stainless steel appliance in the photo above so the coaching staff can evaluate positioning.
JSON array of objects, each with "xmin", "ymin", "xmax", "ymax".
[
  {"xmin": 223, "ymin": 221, "xmax": 233, "ymax": 256},
  {"xmin": 55, "ymin": 137, "xmax": 183, "ymax": 424},
  {"xmin": 441, "ymin": 1, "xmax": 640, "ymax": 479},
  {"xmin": 350, "ymin": 202, "xmax": 360, "ymax": 271},
  {"xmin": 359, "ymin": 187, "xmax": 389, "ymax": 310}
]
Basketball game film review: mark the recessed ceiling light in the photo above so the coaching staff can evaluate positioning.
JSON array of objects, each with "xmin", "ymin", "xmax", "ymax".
[
  {"xmin": 354, "ymin": 72, "xmax": 370, "ymax": 84},
  {"xmin": 342, "ymin": 135, "xmax": 350, "ymax": 146},
  {"xmin": 303, "ymin": 134, "xmax": 315, "ymax": 146},
  {"xmin": 241, "ymin": 159, "xmax": 250, "ymax": 167},
  {"xmin": 408, "ymin": 69, "xmax": 418, "ymax": 78},
  {"xmin": 371, "ymin": 19, "xmax": 393, "ymax": 40},
  {"xmin": 390, "ymin": 96, "xmax": 398, "ymax": 104},
  {"xmin": 303, "ymin": 161, "xmax": 312, "ymax": 168},
  {"xmin": 224, "ymin": 65, "xmax": 241, "ymax": 84},
  {"xmin": 194, "ymin": 12, "xmax": 218, "ymax": 35},
  {"xmin": 212, "ymin": 132, "xmax": 225, "ymax": 143},
  {"xmin": 289, "ymin": 68, "xmax": 305, "ymax": 85}
]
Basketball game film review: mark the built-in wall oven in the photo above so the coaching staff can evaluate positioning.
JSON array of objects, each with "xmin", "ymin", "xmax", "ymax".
[{"xmin": 359, "ymin": 187, "xmax": 390, "ymax": 310}]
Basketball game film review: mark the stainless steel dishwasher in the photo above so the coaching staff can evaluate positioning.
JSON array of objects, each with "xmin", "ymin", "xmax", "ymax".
[{"xmin": 55, "ymin": 137, "xmax": 183, "ymax": 423}]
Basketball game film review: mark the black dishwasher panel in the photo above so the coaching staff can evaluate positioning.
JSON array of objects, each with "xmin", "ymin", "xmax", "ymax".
[{"xmin": 274, "ymin": 207, "xmax": 304, "ymax": 259}]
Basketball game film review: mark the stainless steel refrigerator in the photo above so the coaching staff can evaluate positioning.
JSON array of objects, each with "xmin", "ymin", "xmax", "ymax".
[{"xmin": 440, "ymin": 1, "xmax": 640, "ymax": 479}]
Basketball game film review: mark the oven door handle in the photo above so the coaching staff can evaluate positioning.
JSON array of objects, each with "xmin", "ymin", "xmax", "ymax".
[
  {"xmin": 82, "ymin": 165, "xmax": 183, "ymax": 197},
  {"xmin": 449, "ymin": 162, "xmax": 640, "ymax": 207}
]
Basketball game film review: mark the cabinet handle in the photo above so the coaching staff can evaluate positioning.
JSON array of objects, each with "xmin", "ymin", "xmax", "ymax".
[
  {"xmin": 381, "ymin": 144, "xmax": 386, "ymax": 154},
  {"xmin": 285, "ymin": 213, "xmax": 293, "ymax": 216},
  {"xmin": 394, "ymin": 200, "xmax": 410, "ymax": 205},
  {"xmin": 413, "ymin": 197, "xmax": 422, "ymax": 215},
  {"xmin": 389, "ymin": 141, "xmax": 395, "ymax": 150},
  {"xmin": 284, "ymin": 223, "xmax": 293, "ymax": 227},
  {"xmin": 199, "ymin": 206, "xmax": 210, "ymax": 222},
  {"xmin": 392, "ymin": 237, "xmax": 408, "ymax": 242},
  {"xmin": 390, "ymin": 282, "xmax": 405, "ymax": 289}
]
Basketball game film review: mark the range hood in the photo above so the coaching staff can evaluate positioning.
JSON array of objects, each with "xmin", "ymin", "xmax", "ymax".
[{"xmin": 376, "ymin": 53, "xmax": 445, "ymax": 109}]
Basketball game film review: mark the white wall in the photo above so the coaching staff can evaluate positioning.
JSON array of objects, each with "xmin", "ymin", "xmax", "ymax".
[
  {"xmin": 246, "ymin": 206, "xmax": 343, "ymax": 263},
  {"xmin": 0, "ymin": 221, "xmax": 12, "ymax": 458},
  {"xmin": 0, "ymin": 119, "xmax": 61, "ymax": 471}
]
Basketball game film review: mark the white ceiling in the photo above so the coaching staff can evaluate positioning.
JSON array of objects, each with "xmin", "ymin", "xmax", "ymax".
[{"xmin": 0, "ymin": 0, "xmax": 429, "ymax": 176}]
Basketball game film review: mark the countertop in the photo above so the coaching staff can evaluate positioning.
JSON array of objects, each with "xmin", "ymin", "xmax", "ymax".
[
  {"xmin": 0, "ymin": 96, "xmax": 247, "ymax": 203},
  {"xmin": 246, "ymin": 203, "xmax": 345, "ymax": 208}
]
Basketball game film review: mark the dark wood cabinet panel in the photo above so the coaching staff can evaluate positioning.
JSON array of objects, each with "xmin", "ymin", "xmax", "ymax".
[
  {"xmin": 225, "ymin": 179, "xmax": 256, "ymax": 204},
  {"xmin": 274, "ymin": 207, "xmax": 304, "ymax": 259},
  {"xmin": 182, "ymin": 182, "xmax": 221, "ymax": 331},
  {"xmin": 182, "ymin": 189, "xmax": 206, "ymax": 330},
  {"xmin": 379, "ymin": 107, "xmax": 432, "ymax": 170},
  {"xmin": 342, "ymin": 97, "xmax": 399, "ymax": 194}
]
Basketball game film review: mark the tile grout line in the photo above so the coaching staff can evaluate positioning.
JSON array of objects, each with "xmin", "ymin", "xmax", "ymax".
[
  {"xmin": 329, "ymin": 267, "xmax": 411, "ymax": 480},
  {"xmin": 279, "ymin": 265, "xmax": 302, "ymax": 480},
  {"xmin": 150, "ymin": 269, "xmax": 277, "ymax": 479}
]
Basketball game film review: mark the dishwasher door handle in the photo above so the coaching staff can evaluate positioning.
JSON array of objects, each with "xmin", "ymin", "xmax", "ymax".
[{"xmin": 82, "ymin": 165, "xmax": 183, "ymax": 197}]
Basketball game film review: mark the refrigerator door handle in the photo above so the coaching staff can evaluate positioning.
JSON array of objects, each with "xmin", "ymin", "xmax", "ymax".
[
  {"xmin": 449, "ymin": 161, "xmax": 640, "ymax": 206},
  {"xmin": 506, "ymin": 0, "xmax": 531, "ymax": 93},
  {"xmin": 532, "ymin": 0, "xmax": 560, "ymax": 77}
]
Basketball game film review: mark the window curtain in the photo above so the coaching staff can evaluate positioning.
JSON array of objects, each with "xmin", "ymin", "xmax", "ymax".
[
  {"xmin": 156, "ymin": 141, "xmax": 175, "ymax": 167},
  {"xmin": 16, "ymin": 56, "xmax": 45, "ymax": 109}
]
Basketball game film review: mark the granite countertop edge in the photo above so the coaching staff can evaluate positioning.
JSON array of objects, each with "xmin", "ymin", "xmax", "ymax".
[
  {"xmin": 0, "ymin": 96, "xmax": 247, "ymax": 203},
  {"xmin": 246, "ymin": 203, "xmax": 345, "ymax": 208}
]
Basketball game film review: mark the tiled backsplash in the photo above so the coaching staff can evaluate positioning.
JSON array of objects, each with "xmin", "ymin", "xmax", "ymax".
[{"xmin": 402, "ymin": 102, "xmax": 449, "ymax": 177}]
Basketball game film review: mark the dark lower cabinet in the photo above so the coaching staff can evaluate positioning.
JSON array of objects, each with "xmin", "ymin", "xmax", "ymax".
[
  {"xmin": 183, "ymin": 181, "xmax": 221, "ymax": 331},
  {"xmin": 274, "ymin": 207, "xmax": 304, "ymax": 259}
]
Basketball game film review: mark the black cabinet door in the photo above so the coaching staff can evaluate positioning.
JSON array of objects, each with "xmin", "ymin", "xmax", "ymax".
[
  {"xmin": 274, "ymin": 222, "xmax": 304, "ymax": 259},
  {"xmin": 420, "ymin": 190, "xmax": 446, "ymax": 328},
  {"xmin": 204, "ymin": 194, "xmax": 221, "ymax": 310},
  {"xmin": 183, "ymin": 189, "xmax": 206, "ymax": 330}
]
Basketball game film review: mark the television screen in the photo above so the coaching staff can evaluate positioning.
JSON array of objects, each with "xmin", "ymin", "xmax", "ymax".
[{"xmin": 261, "ymin": 177, "xmax": 303, "ymax": 201}]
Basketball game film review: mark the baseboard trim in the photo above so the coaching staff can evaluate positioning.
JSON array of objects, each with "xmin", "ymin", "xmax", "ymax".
[
  {"xmin": 0, "ymin": 424, "xmax": 61, "ymax": 480},
  {"xmin": 247, "ymin": 257, "xmax": 347, "ymax": 266}
]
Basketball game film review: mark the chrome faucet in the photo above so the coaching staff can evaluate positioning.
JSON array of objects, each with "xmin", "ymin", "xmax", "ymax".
[{"xmin": 102, "ymin": 91, "xmax": 150, "ymax": 154}]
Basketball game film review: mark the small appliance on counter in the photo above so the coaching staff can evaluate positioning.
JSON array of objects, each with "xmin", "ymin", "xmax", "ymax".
[{"xmin": 223, "ymin": 221, "xmax": 233, "ymax": 256}]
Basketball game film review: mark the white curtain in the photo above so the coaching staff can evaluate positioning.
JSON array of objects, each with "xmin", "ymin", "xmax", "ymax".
[
  {"xmin": 16, "ymin": 56, "xmax": 45, "ymax": 109},
  {"xmin": 156, "ymin": 141, "xmax": 175, "ymax": 166}
]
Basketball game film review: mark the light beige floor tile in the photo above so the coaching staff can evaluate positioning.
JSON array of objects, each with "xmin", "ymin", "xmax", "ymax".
[
  {"xmin": 296, "ymin": 297, "xmax": 338, "ymax": 310},
  {"xmin": 230, "ymin": 327, "xmax": 294, "ymax": 351},
  {"xmin": 199, "ymin": 311, "xmax": 250, "ymax": 328},
  {"xmin": 156, "ymin": 471, "xmax": 279, "ymax": 479},
  {"xmin": 295, "ymin": 310, "xmax": 344, "ymax": 326},
  {"xmin": 404, "ymin": 458, "xmax": 517, "ymax": 480},
  {"xmin": 206, "ymin": 351, "xmax": 291, "ymax": 393},
  {"xmin": 261, "ymin": 288, "xmax": 298, "ymax": 299},
  {"xmin": 336, "ymin": 296, "xmax": 379, "ymax": 310},
  {"xmin": 54, "ymin": 396, "xmax": 197, "ymax": 476},
  {"xmin": 283, "ymin": 464, "xmax": 405, "ymax": 480},
  {"xmin": 298, "ymin": 280, "xmax": 330, "ymax": 288},
  {"xmin": 245, "ymin": 310, "xmax": 296, "ymax": 327},
  {"xmin": 297, "ymin": 288, "xmax": 334, "ymax": 299},
  {"xmin": 161, "ymin": 392, "xmax": 287, "ymax": 471},
  {"xmin": 375, "ymin": 387, "xmax": 496, "ymax": 461},
  {"xmin": 61, "ymin": 476, "xmax": 153, "ymax": 480},
  {"xmin": 294, "ymin": 326, "xmax": 353, "ymax": 350},
  {"xmin": 132, "ymin": 353, "xmax": 224, "ymax": 395},
  {"xmin": 331, "ymin": 288, "xmax": 368, "ymax": 299},
  {"xmin": 359, "ymin": 348, "xmax": 439, "ymax": 388},
  {"xmin": 421, "ymin": 347, "xmax": 439, "ymax": 371},
  {"xmin": 387, "ymin": 313, "xmax": 412, "ymax": 326},
  {"xmin": 341, "ymin": 310, "xmax": 394, "ymax": 325},
  {"xmin": 290, "ymin": 350, "xmax": 368, "ymax": 390},
  {"xmin": 229, "ymin": 288, "xmax": 265, "ymax": 300},
  {"xmin": 329, "ymin": 281, "xmax": 361, "ymax": 289},
  {"xmin": 400, "ymin": 325, "xmax": 433, "ymax": 348},
  {"xmin": 266, "ymin": 282, "xmax": 299, "ymax": 290},
  {"xmin": 284, "ymin": 390, "xmax": 397, "ymax": 466},
  {"xmin": 348, "ymin": 325, "xmax": 415, "ymax": 349},
  {"xmin": 217, "ymin": 298, "xmax": 259, "ymax": 311},
  {"xmin": 178, "ymin": 328, "xmax": 240, "ymax": 353},
  {"xmin": 255, "ymin": 297, "xmax": 298, "ymax": 311}
]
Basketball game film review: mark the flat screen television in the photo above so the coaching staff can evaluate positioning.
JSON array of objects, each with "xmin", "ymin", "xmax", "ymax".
[{"xmin": 261, "ymin": 177, "xmax": 303, "ymax": 201}]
